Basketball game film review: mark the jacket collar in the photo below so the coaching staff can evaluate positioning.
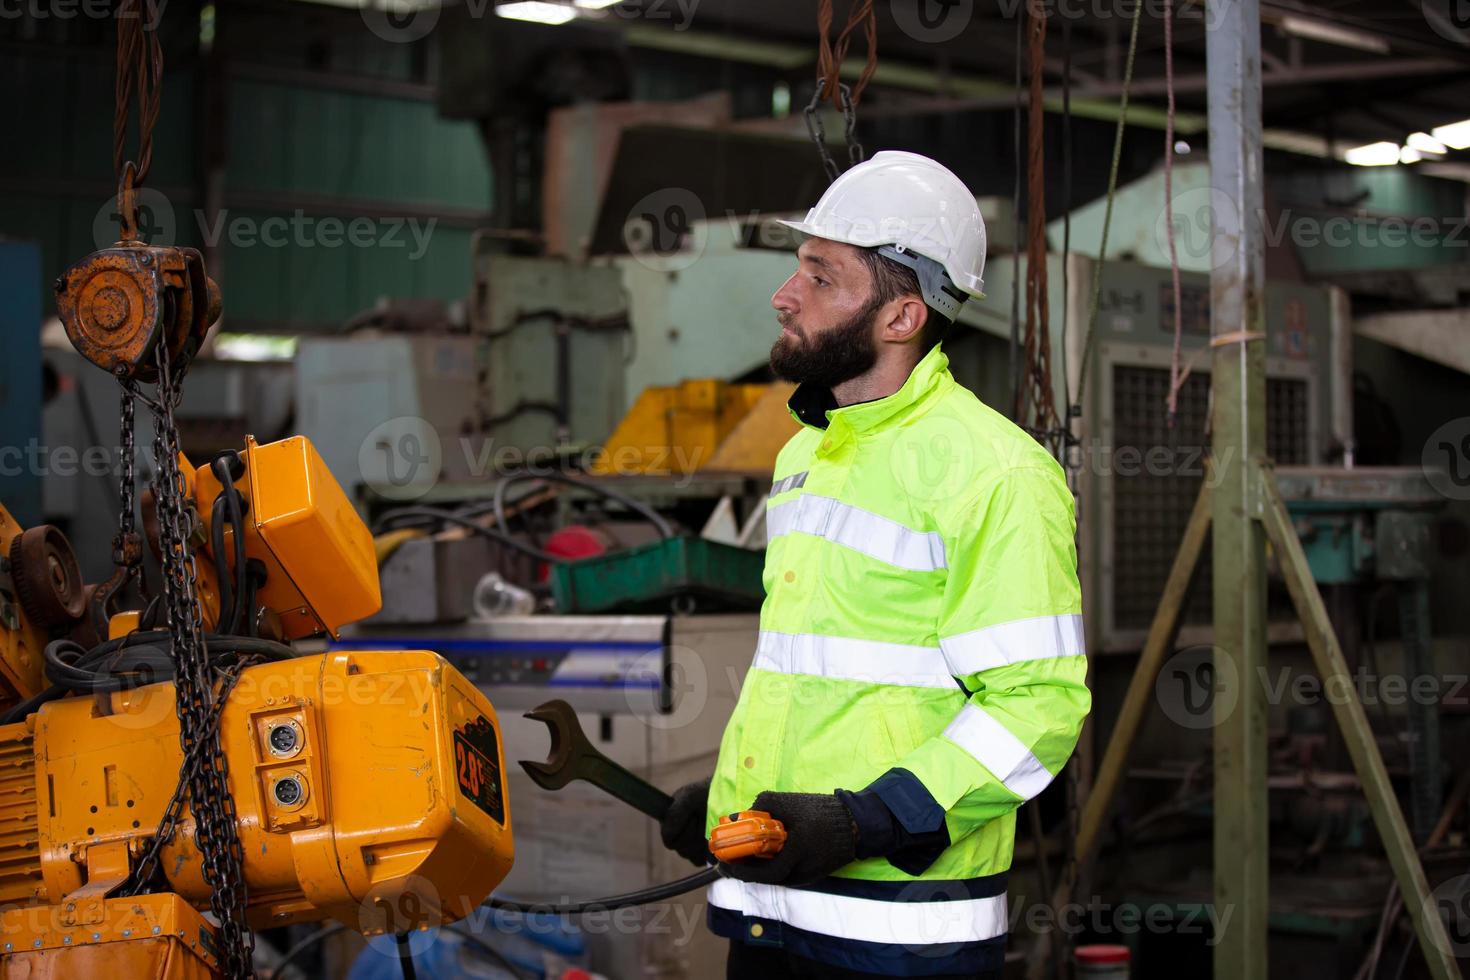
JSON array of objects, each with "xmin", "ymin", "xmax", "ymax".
[{"xmin": 786, "ymin": 343, "xmax": 952, "ymax": 433}]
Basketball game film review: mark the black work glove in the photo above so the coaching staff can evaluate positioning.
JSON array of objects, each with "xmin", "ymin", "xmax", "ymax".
[
  {"xmin": 660, "ymin": 777, "xmax": 713, "ymax": 866},
  {"xmin": 717, "ymin": 791, "xmax": 857, "ymax": 886}
]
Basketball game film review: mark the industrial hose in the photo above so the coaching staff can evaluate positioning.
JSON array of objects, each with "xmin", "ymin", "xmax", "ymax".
[
  {"xmin": 1, "ymin": 632, "xmax": 297, "ymax": 725},
  {"xmin": 210, "ymin": 454, "xmax": 250, "ymax": 635},
  {"xmin": 372, "ymin": 507, "xmax": 550, "ymax": 563},
  {"xmin": 374, "ymin": 469, "xmax": 675, "ymax": 566},
  {"xmin": 484, "ymin": 866, "xmax": 720, "ymax": 915},
  {"xmin": 489, "ymin": 470, "xmax": 675, "ymax": 548}
]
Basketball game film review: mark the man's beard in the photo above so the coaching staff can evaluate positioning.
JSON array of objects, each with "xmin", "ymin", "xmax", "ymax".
[{"xmin": 769, "ymin": 299, "xmax": 880, "ymax": 388}]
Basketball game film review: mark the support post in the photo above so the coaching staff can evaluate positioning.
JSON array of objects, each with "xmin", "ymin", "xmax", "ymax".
[{"xmin": 1206, "ymin": 1, "xmax": 1270, "ymax": 975}]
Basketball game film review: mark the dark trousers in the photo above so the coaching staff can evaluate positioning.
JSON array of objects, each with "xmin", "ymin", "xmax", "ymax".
[{"xmin": 726, "ymin": 940, "xmax": 1004, "ymax": 979}]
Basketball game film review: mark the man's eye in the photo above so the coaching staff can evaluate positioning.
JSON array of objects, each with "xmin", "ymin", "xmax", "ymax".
[{"xmin": 811, "ymin": 276, "xmax": 828, "ymax": 287}]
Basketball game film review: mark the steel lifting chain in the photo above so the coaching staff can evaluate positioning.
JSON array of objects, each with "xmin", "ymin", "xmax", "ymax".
[
  {"xmin": 89, "ymin": 1, "xmax": 255, "ymax": 975},
  {"xmin": 119, "ymin": 343, "xmax": 255, "ymax": 978},
  {"xmin": 803, "ymin": 79, "xmax": 864, "ymax": 183},
  {"xmin": 92, "ymin": 384, "xmax": 147, "ymax": 631},
  {"xmin": 805, "ymin": 0, "xmax": 876, "ymax": 183}
]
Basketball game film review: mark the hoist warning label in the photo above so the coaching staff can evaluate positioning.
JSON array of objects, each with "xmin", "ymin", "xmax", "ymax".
[{"xmin": 453, "ymin": 715, "xmax": 505, "ymax": 825}]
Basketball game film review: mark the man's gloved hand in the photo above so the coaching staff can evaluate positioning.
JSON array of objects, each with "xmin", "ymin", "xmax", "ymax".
[
  {"xmin": 717, "ymin": 791, "xmax": 857, "ymax": 886},
  {"xmin": 660, "ymin": 777, "xmax": 712, "ymax": 866}
]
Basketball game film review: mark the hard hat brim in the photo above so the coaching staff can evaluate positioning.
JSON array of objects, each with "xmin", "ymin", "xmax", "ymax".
[{"xmin": 775, "ymin": 219, "xmax": 985, "ymax": 299}]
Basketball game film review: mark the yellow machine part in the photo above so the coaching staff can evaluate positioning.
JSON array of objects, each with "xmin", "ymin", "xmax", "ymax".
[
  {"xmin": 0, "ymin": 649, "xmax": 513, "ymax": 933},
  {"xmin": 590, "ymin": 379, "xmax": 797, "ymax": 477},
  {"xmin": 0, "ymin": 504, "xmax": 47, "ymax": 710},
  {"xmin": 703, "ymin": 382, "xmax": 799, "ymax": 472},
  {"xmin": 190, "ymin": 435, "xmax": 381, "ymax": 640},
  {"xmin": 1, "ymin": 892, "xmax": 221, "ymax": 978}
]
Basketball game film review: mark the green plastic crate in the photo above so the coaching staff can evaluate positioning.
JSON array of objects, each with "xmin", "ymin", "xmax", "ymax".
[{"xmin": 550, "ymin": 536, "xmax": 765, "ymax": 614}]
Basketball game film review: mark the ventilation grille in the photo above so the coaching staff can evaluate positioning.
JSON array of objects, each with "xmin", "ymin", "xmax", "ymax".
[
  {"xmin": 0, "ymin": 724, "xmax": 42, "ymax": 905},
  {"xmin": 1111, "ymin": 365, "xmax": 1310, "ymax": 633}
]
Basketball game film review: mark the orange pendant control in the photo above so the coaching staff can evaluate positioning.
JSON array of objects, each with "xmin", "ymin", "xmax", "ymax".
[{"xmin": 709, "ymin": 810, "xmax": 788, "ymax": 862}]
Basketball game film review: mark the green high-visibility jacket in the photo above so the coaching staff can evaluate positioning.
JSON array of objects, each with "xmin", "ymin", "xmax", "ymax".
[{"xmin": 706, "ymin": 343, "xmax": 1089, "ymax": 976}]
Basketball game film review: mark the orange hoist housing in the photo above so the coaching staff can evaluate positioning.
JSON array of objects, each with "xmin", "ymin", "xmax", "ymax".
[
  {"xmin": 184, "ymin": 434, "xmax": 381, "ymax": 640},
  {"xmin": 0, "ymin": 436, "xmax": 515, "ymax": 979},
  {"xmin": 0, "ymin": 649, "xmax": 515, "ymax": 976}
]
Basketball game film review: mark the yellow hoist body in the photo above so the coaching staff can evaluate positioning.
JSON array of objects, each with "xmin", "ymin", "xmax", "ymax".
[{"xmin": 0, "ymin": 436, "xmax": 516, "ymax": 979}]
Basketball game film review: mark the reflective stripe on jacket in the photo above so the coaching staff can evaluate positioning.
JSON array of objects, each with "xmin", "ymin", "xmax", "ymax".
[{"xmin": 707, "ymin": 343, "xmax": 1090, "ymax": 976}]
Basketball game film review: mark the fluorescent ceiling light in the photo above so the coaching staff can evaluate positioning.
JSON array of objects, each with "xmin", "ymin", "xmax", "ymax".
[
  {"xmin": 1278, "ymin": 14, "xmax": 1390, "ymax": 54},
  {"xmin": 1343, "ymin": 141, "xmax": 1401, "ymax": 166},
  {"xmin": 1399, "ymin": 146, "xmax": 1423, "ymax": 164},
  {"xmin": 1431, "ymin": 119, "xmax": 1470, "ymax": 150},
  {"xmin": 496, "ymin": 1, "xmax": 576, "ymax": 23},
  {"xmin": 1406, "ymin": 132, "xmax": 1447, "ymax": 156}
]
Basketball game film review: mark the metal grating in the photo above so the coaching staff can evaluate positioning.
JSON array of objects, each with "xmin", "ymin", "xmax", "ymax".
[
  {"xmin": 0, "ymin": 726, "xmax": 41, "ymax": 906},
  {"xmin": 1111, "ymin": 365, "xmax": 1309, "ymax": 632},
  {"xmin": 1266, "ymin": 377, "xmax": 1310, "ymax": 466}
]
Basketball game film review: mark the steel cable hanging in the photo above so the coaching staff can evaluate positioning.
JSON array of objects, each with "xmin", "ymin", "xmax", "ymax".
[
  {"xmin": 1059, "ymin": 17, "xmax": 1074, "ymax": 437},
  {"xmin": 1071, "ymin": 0, "xmax": 1145, "ymax": 419},
  {"xmin": 1008, "ymin": 10, "xmax": 1024, "ymax": 415},
  {"xmin": 1162, "ymin": 0, "xmax": 1188, "ymax": 428},
  {"xmin": 1016, "ymin": 0, "xmax": 1062, "ymax": 455},
  {"xmin": 112, "ymin": 0, "xmax": 163, "ymax": 242},
  {"xmin": 814, "ymin": 0, "xmax": 878, "ymax": 108}
]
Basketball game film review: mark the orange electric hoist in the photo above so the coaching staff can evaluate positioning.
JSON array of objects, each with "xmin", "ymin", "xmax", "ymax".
[{"xmin": 0, "ymin": 228, "xmax": 514, "ymax": 979}]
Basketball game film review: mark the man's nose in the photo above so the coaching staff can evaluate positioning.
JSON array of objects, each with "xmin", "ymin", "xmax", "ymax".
[{"xmin": 772, "ymin": 274, "xmax": 799, "ymax": 313}]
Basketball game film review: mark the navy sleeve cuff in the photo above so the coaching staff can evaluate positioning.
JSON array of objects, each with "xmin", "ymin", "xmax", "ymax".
[
  {"xmin": 866, "ymin": 768, "xmax": 946, "ymax": 834},
  {"xmin": 852, "ymin": 764, "xmax": 952, "ymax": 875},
  {"xmin": 835, "ymin": 787, "xmax": 898, "ymax": 859}
]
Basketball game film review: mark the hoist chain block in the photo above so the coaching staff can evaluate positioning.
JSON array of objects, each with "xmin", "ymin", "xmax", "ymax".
[{"xmin": 53, "ymin": 241, "xmax": 221, "ymax": 383}]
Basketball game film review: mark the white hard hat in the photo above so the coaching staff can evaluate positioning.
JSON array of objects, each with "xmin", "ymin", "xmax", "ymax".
[{"xmin": 778, "ymin": 150, "xmax": 987, "ymax": 310}]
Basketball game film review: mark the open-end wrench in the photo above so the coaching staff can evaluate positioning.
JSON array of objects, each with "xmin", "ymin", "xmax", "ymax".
[{"xmin": 519, "ymin": 699, "xmax": 673, "ymax": 821}]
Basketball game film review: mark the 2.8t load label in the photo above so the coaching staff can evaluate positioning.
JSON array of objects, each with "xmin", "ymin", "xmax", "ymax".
[{"xmin": 452, "ymin": 716, "xmax": 505, "ymax": 824}]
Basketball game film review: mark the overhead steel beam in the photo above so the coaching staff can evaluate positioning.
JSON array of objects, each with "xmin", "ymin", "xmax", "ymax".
[
  {"xmin": 1355, "ymin": 308, "xmax": 1470, "ymax": 376},
  {"xmin": 621, "ymin": 23, "xmax": 1438, "ymax": 157},
  {"xmin": 1206, "ymin": 1, "xmax": 1271, "ymax": 977}
]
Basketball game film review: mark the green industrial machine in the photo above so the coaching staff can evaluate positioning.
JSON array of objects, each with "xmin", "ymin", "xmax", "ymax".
[{"xmin": 1276, "ymin": 465, "xmax": 1447, "ymax": 842}]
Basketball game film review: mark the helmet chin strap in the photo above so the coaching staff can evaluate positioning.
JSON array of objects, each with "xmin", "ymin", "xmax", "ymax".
[{"xmin": 875, "ymin": 244, "xmax": 969, "ymax": 324}]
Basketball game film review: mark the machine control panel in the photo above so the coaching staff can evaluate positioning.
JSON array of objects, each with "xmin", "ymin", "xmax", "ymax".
[{"xmin": 334, "ymin": 615, "xmax": 670, "ymax": 714}]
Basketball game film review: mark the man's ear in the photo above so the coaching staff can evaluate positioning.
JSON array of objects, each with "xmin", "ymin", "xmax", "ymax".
[{"xmin": 880, "ymin": 296, "xmax": 929, "ymax": 345}]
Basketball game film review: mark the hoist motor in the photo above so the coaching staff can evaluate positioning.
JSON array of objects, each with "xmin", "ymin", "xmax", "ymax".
[{"xmin": 0, "ymin": 434, "xmax": 517, "ymax": 978}]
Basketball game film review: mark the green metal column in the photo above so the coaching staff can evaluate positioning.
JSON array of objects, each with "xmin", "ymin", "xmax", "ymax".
[
  {"xmin": 1206, "ymin": 0, "xmax": 1270, "ymax": 975},
  {"xmin": 1398, "ymin": 578, "xmax": 1441, "ymax": 843}
]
